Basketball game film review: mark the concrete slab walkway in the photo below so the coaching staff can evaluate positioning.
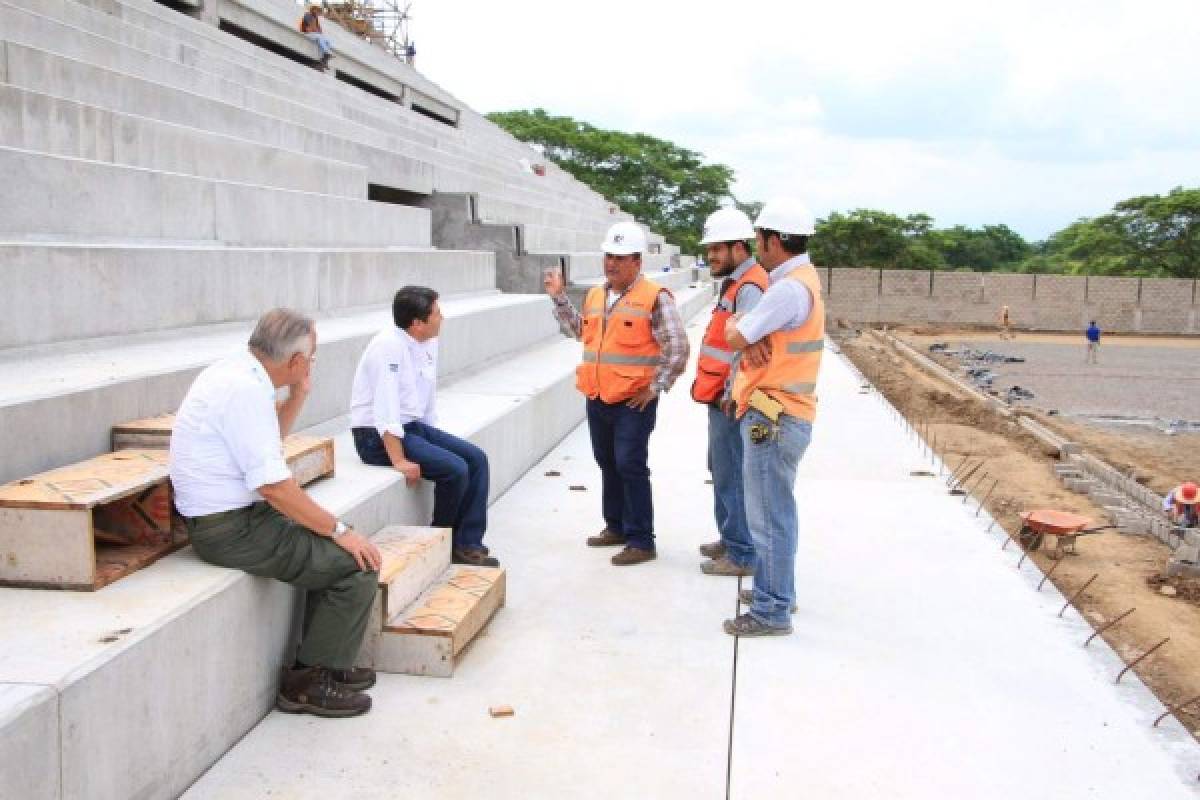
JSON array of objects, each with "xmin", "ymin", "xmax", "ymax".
[{"xmin": 184, "ymin": 330, "xmax": 1200, "ymax": 799}]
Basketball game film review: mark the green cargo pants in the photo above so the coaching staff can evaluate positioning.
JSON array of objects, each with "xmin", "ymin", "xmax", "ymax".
[{"xmin": 186, "ymin": 502, "xmax": 377, "ymax": 670}]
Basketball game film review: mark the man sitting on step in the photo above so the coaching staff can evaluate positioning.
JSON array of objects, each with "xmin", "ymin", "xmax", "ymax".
[
  {"xmin": 170, "ymin": 308, "xmax": 382, "ymax": 719},
  {"xmin": 351, "ymin": 286, "xmax": 497, "ymax": 567}
]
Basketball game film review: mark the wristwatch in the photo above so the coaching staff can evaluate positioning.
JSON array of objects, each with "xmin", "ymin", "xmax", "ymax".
[{"xmin": 332, "ymin": 519, "xmax": 349, "ymax": 539}]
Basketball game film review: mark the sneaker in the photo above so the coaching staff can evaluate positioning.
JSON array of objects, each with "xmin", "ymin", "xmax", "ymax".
[
  {"xmin": 723, "ymin": 612, "xmax": 792, "ymax": 637},
  {"xmin": 739, "ymin": 588, "xmax": 798, "ymax": 614},
  {"xmin": 701, "ymin": 555, "xmax": 754, "ymax": 577},
  {"xmin": 586, "ymin": 528, "xmax": 627, "ymax": 547},
  {"xmin": 698, "ymin": 540, "xmax": 726, "ymax": 559},
  {"xmin": 611, "ymin": 546, "xmax": 656, "ymax": 566},
  {"xmin": 452, "ymin": 547, "xmax": 500, "ymax": 567},
  {"xmin": 276, "ymin": 666, "xmax": 372, "ymax": 718},
  {"xmin": 331, "ymin": 666, "xmax": 376, "ymax": 691}
]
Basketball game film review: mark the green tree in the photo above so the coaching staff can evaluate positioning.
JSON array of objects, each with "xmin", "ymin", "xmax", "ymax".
[{"xmin": 487, "ymin": 109, "xmax": 737, "ymax": 254}]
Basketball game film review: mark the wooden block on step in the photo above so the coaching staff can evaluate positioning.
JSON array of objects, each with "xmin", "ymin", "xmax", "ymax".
[
  {"xmin": 113, "ymin": 414, "xmax": 335, "ymax": 486},
  {"xmin": 0, "ymin": 450, "xmax": 182, "ymax": 590},
  {"xmin": 374, "ymin": 565, "xmax": 506, "ymax": 677}
]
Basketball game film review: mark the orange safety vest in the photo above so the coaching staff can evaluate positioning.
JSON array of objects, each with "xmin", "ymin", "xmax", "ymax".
[
  {"xmin": 732, "ymin": 263, "xmax": 825, "ymax": 423},
  {"xmin": 691, "ymin": 263, "xmax": 769, "ymax": 404},
  {"xmin": 575, "ymin": 277, "xmax": 667, "ymax": 403}
]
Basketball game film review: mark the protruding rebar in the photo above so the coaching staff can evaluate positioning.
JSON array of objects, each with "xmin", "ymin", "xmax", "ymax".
[
  {"xmin": 1154, "ymin": 692, "xmax": 1200, "ymax": 727},
  {"xmin": 1084, "ymin": 607, "xmax": 1136, "ymax": 647},
  {"xmin": 1059, "ymin": 573, "xmax": 1099, "ymax": 618},
  {"xmin": 1116, "ymin": 637, "xmax": 1169, "ymax": 683},
  {"xmin": 975, "ymin": 479, "xmax": 999, "ymax": 517},
  {"xmin": 962, "ymin": 470, "xmax": 989, "ymax": 504},
  {"xmin": 1037, "ymin": 556, "xmax": 1064, "ymax": 591}
]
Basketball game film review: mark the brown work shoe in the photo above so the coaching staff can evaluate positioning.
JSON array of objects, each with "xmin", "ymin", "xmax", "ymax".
[
  {"xmin": 698, "ymin": 540, "xmax": 726, "ymax": 559},
  {"xmin": 586, "ymin": 528, "xmax": 627, "ymax": 547},
  {"xmin": 452, "ymin": 547, "xmax": 500, "ymax": 567},
  {"xmin": 276, "ymin": 666, "xmax": 371, "ymax": 718},
  {"xmin": 701, "ymin": 555, "xmax": 754, "ymax": 577},
  {"xmin": 331, "ymin": 666, "xmax": 376, "ymax": 691},
  {"xmin": 739, "ymin": 588, "xmax": 798, "ymax": 613},
  {"xmin": 611, "ymin": 546, "xmax": 656, "ymax": 566}
]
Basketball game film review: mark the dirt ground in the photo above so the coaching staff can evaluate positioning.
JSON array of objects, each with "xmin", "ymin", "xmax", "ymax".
[{"xmin": 838, "ymin": 329, "xmax": 1200, "ymax": 735}]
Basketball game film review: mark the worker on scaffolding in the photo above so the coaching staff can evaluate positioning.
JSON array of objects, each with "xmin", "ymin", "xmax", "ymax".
[
  {"xmin": 1163, "ymin": 482, "xmax": 1199, "ymax": 529},
  {"xmin": 299, "ymin": 4, "xmax": 334, "ymax": 70}
]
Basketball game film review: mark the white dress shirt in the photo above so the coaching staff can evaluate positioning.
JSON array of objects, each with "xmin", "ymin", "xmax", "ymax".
[
  {"xmin": 735, "ymin": 254, "xmax": 815, "ymax": 344},
  {"xmin": 350, "ymin": 326, "xmax": 438, "ymax": 438},
  {"xmin": 169, "ymin": 350, "xmax": 291, "ymax": 517}
]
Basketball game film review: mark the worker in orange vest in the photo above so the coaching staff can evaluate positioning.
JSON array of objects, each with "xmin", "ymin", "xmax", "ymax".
[
  {"xmin": 693, "ymin": 208, "xmax": 769, "ymax": 577},
  {"xmin": 544, "ymin": 222, "xmax": 690, "ymax": 566},
  {"xmin": 721, "ymin": 199, "xmax": 825, "ymax": 636}
]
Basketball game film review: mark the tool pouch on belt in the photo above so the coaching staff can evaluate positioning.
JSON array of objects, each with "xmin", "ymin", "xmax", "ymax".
[{"xmin": 747, "ymin": 389, "xmax": 784, "ymax": 424}]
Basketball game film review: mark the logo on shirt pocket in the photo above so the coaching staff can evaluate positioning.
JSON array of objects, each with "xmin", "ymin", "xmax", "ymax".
[{"xmin": 389, "ymin": 363, "xmax": 399, "ymax": 372}]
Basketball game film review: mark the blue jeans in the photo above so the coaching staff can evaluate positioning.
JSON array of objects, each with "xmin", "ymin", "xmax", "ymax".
[
  {"xmin": 586, "ymin": 397, "xmax": 658, "ymax": 550},
  {"xmin": 352, "ymin": 423, "xmax": 489, "ymax": 550},
  {"xmin": 708, "ymin": 405, "xmax": 754, "ymax": 567},
  {"xmin": 305, "ymin": 32, "xmax": 334, "ymax": 57},
  {"xmin": 741, "ymin": 411, "xmax": 812, "ymax": 627}
]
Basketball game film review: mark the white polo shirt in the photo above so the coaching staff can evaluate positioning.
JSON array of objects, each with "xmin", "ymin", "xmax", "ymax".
[
  {"xmin": 349, "ymin": 326, "xmax": 438, "ymax": 438},
  {"xmin": 169, "ymin": 350, "xmax": 291, "ymax": 517}
]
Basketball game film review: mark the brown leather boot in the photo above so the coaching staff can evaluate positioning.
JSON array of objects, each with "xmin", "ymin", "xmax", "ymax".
[
  {"xmin": 452, "ymin": 547, "xmax": 500, "ymax": 567},
  {"xmin": 277, "ymin": 666, "xmax": 372, "ymax": 718},
  {"xmin": 611, "ymin": 546, "xmax": 656, "ymax": 566},
  {"xmin": 586, "ymin": 528, "xmax": 626, "ymax": 547},
  {"xmin": 698, "ymin": 540, "xmax": 726, "ymax": 559},
  {"xmin": 331, "ymin": 666, "xmax": 376, "ymax": 691}
]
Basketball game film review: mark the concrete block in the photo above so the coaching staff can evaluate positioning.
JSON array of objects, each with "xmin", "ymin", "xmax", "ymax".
[{"xmin": 0, "ymin": 684, "xmax": 59, "ymax": 800}]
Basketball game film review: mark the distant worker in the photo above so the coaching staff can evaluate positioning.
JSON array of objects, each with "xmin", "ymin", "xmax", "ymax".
[
  {"xmin": 170, "ymin": 309, "xmax": 380, "ymax": 718},
  {"xmin": 1085, "ymin": 320, "xmax": 1101, "ymax": 364},
  {"xmin": 999, "ymin": 305, "xmax": 1013, "ymax": 340},
  {"xmin": 722, "ymin": 199, "xmax": 825, "ymax": 636},
  {"xmin": 350, "ymin": 287, "xmax": 496, "ymax": 567},
  {"xmin": 1164, "ymin": 482, "xmax": 1199, "ymax": 529},
  {"xmin": 544, "ymin": 222, "xmax": 690, "ymax": 566},
  {"xmin": 692, "ymin": 208, "xmax": 768, "ymax": 577},
  {"xmin": 299, "ymin": 4, "xmax": 334, "ymax": 70}
]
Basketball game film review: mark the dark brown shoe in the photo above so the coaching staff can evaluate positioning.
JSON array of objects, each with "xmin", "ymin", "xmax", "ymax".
[
  {"xmin": 611, "ymin": 546, "xmax": 656, "ymax": 566},
  {"xmin": 739, "ymin": 588, "xmax": 798, "ymax": 613},
  {"xmin": 701, "ymin": 555, "xmax": 754, "ymax": 577},
  {"xmin": 586, "ymin": 528, "xmax": 627, "ymax": 547},
  {"xmin": 452, "ymin": 547, "xmax": 499, "ymax": 567},
  {"xmin": 698, "ymin": 540, "xmax": 726, "ymax": 559},
  {"xmin": 277, "ymin": 666, "xmax": 371, "ymax": 718},
  {"xmin": 331, "ymin": 666, "xmax": 376, "ymax": 691}
]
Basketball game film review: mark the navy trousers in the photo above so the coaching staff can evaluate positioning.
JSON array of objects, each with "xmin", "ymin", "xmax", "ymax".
[
  {"xmin": 353, "ymin": 423, "xmax": 489, "ymax": 550},
  {"xmin": 586, "ymin": 397, "xmax": 658, "ymax": 551}
]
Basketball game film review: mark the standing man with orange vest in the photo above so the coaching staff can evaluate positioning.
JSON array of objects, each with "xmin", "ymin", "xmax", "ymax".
[
  {"xmin": 722, "ymin": 200, "xmax": 825, "ymax": 636},
  {"xmin": 693, "ymin": 208, "xmax": 769, "ymax": 577},
  {"xmin": 544, "ymin": 222, "xmax": 690, "ymax": 566}
]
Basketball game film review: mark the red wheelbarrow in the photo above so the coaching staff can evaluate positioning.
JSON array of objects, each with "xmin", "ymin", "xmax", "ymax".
[{"xmin": 1018, "ymin": 510, "xmax": 1117, "ymax": 560}]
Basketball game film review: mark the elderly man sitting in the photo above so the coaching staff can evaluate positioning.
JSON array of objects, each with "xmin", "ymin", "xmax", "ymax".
[{"xmin": 170, "ymin": 308, "xmax": 382, "ymax": 718}]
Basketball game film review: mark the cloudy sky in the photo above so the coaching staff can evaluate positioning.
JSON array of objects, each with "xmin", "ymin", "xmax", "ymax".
[{"xmin": 411, "ymin": 0, "xmax": 1200, "ymax": 241}]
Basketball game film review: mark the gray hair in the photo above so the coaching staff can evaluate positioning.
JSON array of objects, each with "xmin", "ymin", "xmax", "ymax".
[{"xmin": 248, "ymin": 308, "xmax": 315, "ymax": 362}]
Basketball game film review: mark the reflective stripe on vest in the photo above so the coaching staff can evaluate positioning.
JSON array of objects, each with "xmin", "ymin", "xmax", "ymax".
[
  {"xmin": 690, "ymin": 262, "xmax": 769, "ymax": 404},
  {"xmin": 575, "ymin": 277, "xmax": 668, "ymax": 403},
  {"xmin": 732, "ymin": 264, "xmax": 825, "ymax": 423}
]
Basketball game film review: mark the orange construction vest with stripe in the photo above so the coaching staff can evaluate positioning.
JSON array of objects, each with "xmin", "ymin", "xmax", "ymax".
[
  {"xmin": 732, "ymin": 264, "xmax": 825, "ymax": 422},
  {"xmin": 691, "ymin": 263, "xmax": 769, "ymax": 404},
  {"xmin": 576, "ymin": 277, "xmax": 667, "ymax": 403}
]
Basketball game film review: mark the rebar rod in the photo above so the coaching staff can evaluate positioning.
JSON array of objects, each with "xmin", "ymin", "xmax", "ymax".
[
  {"xmin": 1058, "ymin": 573, "xmax": 1099, "ymax": 618},
  {"xmin": 1116, "ymin": 637, "xmax": 1169, "ymax": 683},
  {"xmin": 1084, "ymin": 607, "xmax": 1135, "ymax": 647},
  {"xmin": 1037, "ymin": 557, "xmax": 1065, "ymax": 591},
  {"xmin": 975, "ymin": 479, "xmax": 999, "ymax": 517},
  {"xmin": 1153, "ymin": 692, "xmax": 1200, "ymax": 727}
]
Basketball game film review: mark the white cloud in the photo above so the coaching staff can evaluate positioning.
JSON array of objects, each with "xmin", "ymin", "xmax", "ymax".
[{"xmin": 410, "ymin": 0, "xmax": 1200, "ymax": 239}]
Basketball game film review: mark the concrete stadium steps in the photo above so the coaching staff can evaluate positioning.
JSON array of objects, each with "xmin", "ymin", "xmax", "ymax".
[
  {"xmin": 572, "ymin": 267, "xmax": 702, "ymax": 295},
  {"xmin": 0, "ymin": 291, "xmax": 561, "ymax": 484},
  {"xmin": 0, "ymin": 332, "xmax": 587, "ymax": 800},
  {"xmin": 0, "ymin": 146, "xmax": 431, "ymax": 247},
  {"xmin": 0, "ymin": 84, "xmax": 367, "ymax": 198},
  {"xmin": 0, "ymin": 244, "xmax": 496, "ymax": 350}
]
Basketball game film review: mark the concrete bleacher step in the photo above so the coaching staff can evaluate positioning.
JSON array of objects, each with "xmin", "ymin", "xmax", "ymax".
[
  {"xmin": 0, "ymin": 290, "xmax": 558, "ymax": 484},
  {"xmin": 0, "ymin": 243, "xmax": 495, "ymax": 351},
  {"xmin": 370, "ymin": 564, "xmax": 506, "ymax": 677},
  {"xmin": 0, "ymin": 145, "xmax": 430, "ymax": 247}
]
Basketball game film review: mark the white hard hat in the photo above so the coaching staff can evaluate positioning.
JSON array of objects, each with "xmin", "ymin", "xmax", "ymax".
[
  {"xmin": 699, "ymin": 207, "xmax": 755, "ymax": 245},
  {"xmin": 601, "ymin": 221, "xmax": 647, "ymax": 255},
  {"xmin": 754, "ymin": 199, "xmax": 816, "ymax": 236}
]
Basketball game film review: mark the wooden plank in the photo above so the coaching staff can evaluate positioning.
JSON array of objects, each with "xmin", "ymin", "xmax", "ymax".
[
  {"xmin": 0, "ymin": 507, "xmax": 95, "ymax": 589},
  {"xmin": 0, "ymin": 451, "xmax": 168, "ymax": 511}
]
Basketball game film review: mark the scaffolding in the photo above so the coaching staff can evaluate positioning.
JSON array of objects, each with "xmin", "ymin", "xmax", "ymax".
[{"xmin": 323, "ymin": 1, "xmax": 415, "ymax": 65}]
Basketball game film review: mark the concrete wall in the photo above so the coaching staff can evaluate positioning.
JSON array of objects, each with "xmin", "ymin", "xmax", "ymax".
[{"xmin": 823, "ymin": 268, "xmax": 1199, "ymax": 333}]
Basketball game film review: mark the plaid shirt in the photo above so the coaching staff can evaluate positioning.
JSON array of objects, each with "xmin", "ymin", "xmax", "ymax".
[{"xmin": 552, "ymin": 278, "xmax": 690, "ymax": 392}]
